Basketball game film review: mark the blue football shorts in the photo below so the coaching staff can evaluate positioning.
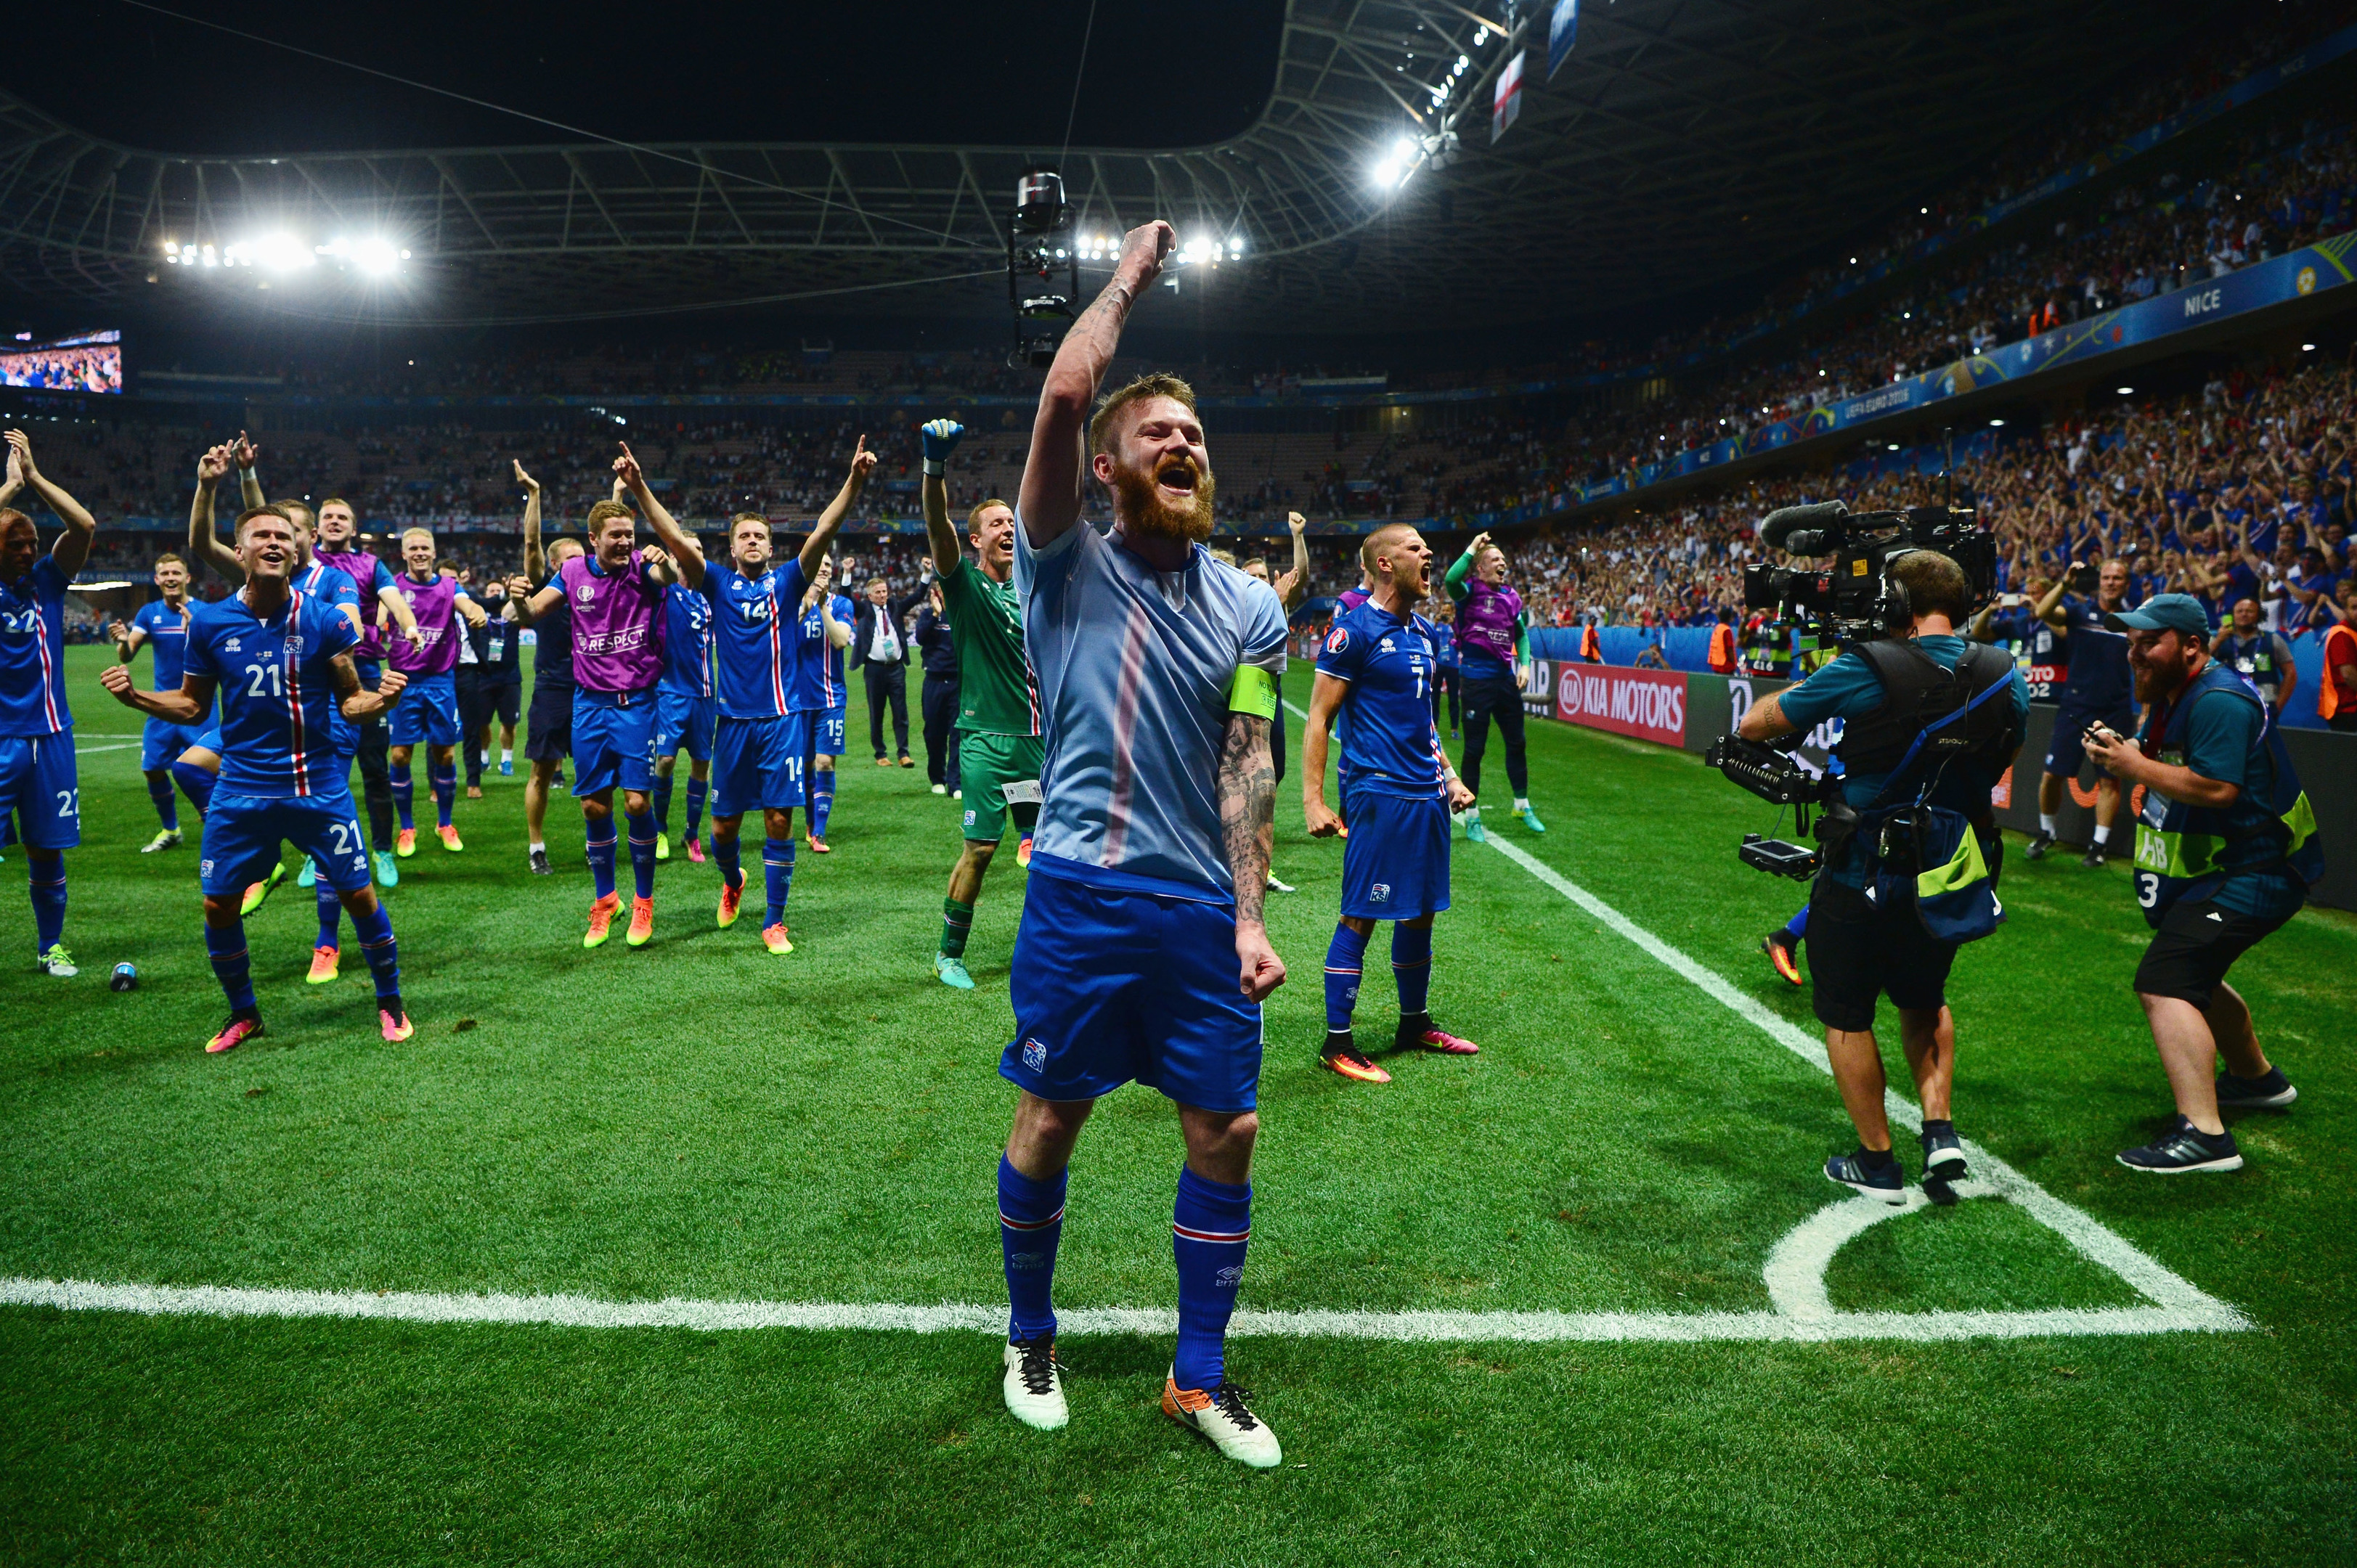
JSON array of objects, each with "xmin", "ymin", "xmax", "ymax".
[
  {"xmin": 140, "ymin": 716, "xmax": 206, "ymax": 773},
  {"xmin": 1340, "ymin": 788, "xmax": 1452, "ymax": 921},
  {"xmin": 1002, "ymin": 867, "xmax": 1263, "ymax": 1113},
  {"xmin": 571, "ymin": 689, "xmax": 657, "ymax": 796},
  {"xmin": 655, "ymin": 687, "xmax": 717, "ymax": 764},
  {"xmin": 388, "ymin": 672, "xmax": 461, "ymax": 748},
  {"xmin": 710, "ymin": 711, "xmax": 809, "ymax": 818},
  {"xmin": 0, "ymin": 733, "xmax": 80, "ymax": 849},
  {"xmin": 801, "ymin": 703, "xmax": 847, "ymax": 758},
  {"xmin": 198, "ymin": 789, "xmax": 372, "ymax": 897}
]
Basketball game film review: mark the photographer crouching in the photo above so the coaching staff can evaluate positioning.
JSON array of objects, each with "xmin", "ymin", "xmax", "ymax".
[
  {"xmin": 1735, "ymin": 550, "xmax": 2027, "ymax": 1203},
  {"xmin": 2083, "ymin": 595, "xmax": 2325, "ymax": 1175}
]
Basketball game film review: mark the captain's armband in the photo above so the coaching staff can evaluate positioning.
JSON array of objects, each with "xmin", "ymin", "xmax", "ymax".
[{"xmin": 1226, "ymin": 663, "xmax": 1279, "ymax": 722}]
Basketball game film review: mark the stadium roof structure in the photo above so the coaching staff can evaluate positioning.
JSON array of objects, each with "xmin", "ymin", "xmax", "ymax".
[{"xmin": 0, "ymin": 0, "xmax": 2219, "ymax": 334}]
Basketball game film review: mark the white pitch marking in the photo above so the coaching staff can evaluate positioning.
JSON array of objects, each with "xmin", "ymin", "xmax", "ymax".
[
  {"xmin": 1481, "ymin": 835, "xmax": 2249, "ymax": 1332},
  {"xmin": 0, "ymin": 761, "xmax": 2250, "ymax": 1347},
  {"xmin": 71, "ymin": 742, "xmax": 141, "ymax": 755},
  {"xmin": 0, "ymin": 1276, "xmax": 2247, "ymax": 1343}
]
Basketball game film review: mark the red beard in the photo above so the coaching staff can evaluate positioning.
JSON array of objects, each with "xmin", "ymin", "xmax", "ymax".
[{"xmin": 1110, "ymin": 454, "xmax": 1216, "ymax": 544}]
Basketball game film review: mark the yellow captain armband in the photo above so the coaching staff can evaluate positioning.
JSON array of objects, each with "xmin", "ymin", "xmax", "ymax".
[{"xmin": 1226, "ymin": 663, "xmax": 1279, "ymax": 722}]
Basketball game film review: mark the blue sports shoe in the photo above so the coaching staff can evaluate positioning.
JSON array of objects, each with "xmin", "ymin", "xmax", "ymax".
[
  {"xmin": 1462, "ymin": 812, "xmax": 1487, "ymax": 844},
  {"xmin": 373, "ymin": 849, "xmax": 399, "ymax": 889},
  {"xmin": 296, "ymin": 857, "xmax": 317, "ymax": 889},
  {"xmin": 936, "ymin": 953, "xmax": 976, "ymax": 991},
  {"xmin": 500, "ymin": 759, "xmax": 514, "ymax": 777},
  {"xmin": 1515, "ymin": 804, "xmax": 1547, "ymax": 833},
  {"xmin": 1825, "ymin": 1149, "xmax": 1905, "ymax": 1204}
]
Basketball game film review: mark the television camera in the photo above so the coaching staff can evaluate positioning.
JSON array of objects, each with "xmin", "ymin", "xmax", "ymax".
[{"xmin": 1741, "ymin": 497, "xmax": 1996, "ymax": 645}]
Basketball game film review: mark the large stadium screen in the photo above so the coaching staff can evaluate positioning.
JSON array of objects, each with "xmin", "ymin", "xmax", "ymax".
[{"xmin": 0, "ymin": 328, "xmax": 123, "ymax": 394}]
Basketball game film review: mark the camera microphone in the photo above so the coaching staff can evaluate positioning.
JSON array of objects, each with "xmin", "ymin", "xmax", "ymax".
[{"xmin": 1760, "ymin": 502, "xmax": 1846, "ymax": 551}]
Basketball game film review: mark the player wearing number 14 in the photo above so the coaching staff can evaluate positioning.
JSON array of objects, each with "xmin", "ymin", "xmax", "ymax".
[{"xmin": 102, "ymin": 506, "xmax": 414, "ymax": 1050}]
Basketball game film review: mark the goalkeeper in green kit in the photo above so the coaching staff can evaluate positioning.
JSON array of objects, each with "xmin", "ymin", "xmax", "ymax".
[{"xmin": 921, "ymin": 418, "xmax": 1046, "ymax": 990}]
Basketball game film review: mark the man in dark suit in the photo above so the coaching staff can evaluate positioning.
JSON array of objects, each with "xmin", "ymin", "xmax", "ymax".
[{"xmin": 847, "ymin": 573, "xmax": 926, "ymax": 766}]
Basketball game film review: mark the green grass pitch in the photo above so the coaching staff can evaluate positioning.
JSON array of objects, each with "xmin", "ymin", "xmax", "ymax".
[{"xmin": 3, "ymin": 643, "xmax": 2353, "ymax": 1564}]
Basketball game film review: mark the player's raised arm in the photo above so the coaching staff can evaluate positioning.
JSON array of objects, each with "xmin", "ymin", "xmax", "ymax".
[
  {"xmin": 797, "ymin": 436, "xmax": 878, "ymax": 582},
  {"xmin": 1274, "ymin": 512, "xmax": 1311, "ymax": 611},
  {"xmin": 919, "ymin": 420, "xmax": 965, "ymax": 576},
  {"xmin": 5, "ymin": 429, "xmax": 96, "ymax": 576},
  {"xmin": 1019, "ymin": 219, "xmax": 1173, "ymax": 547},
  {"xmin": 232, "ymin": 430, "xmax": 265, "ymax": 512},
  {"xmin": 188, "ymin": 446, "xmax": 243, "ymax": 583},
  {"xmin": 516, "ymin": 461, "xmax": 546, "ymax": 581},
  {"xmin": 614, "ymin": 442, "xmax": 705, "ymax": 590},
  {"xmin": 98, "ymin": 663, "xmax": 213, "ymax": 725}
]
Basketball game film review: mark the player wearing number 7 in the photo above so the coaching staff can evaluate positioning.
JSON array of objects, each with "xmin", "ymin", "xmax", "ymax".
[
  {"xmin": 1300, "ymin": 524, "xmax": 1480, "ymax": 1084},
  {"xmin": 101, "ymin": 505, "xmax": 413, "ymax": 1051}
]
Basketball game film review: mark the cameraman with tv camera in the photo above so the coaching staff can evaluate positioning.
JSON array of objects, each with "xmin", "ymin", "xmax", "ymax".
[{"xmin": 1721, "ymin": 501, "xmax": 2028, "ymax": 1203}]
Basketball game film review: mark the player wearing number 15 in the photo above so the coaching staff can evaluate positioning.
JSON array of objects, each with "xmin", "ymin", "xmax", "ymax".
[
  {"xmin": 0, "ymin": 428, "xmax": 96, "ymax": 979},
  {"xmin": 100, "ymin": 506, "xmax": 413, "ymax": 1052}
]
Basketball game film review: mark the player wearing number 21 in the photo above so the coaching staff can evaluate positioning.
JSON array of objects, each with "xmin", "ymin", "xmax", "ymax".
[{"xmin": 102, "ymin": 505, "xmax": 414, "ymax": 1054}]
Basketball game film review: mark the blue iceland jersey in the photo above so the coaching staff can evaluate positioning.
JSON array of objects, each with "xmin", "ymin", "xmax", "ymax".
[
  {"xmin": 1316, "ymin": 600, "xmax": 1446, "ymax": 801},
  {"xmin": 659, "ymin": 582, "xmax": 715, "ymax": 699},
  {"xmin": 1014, "ymin": 518, "xmax": 1289, "ymax": 898},
  {"xmin": 703, "ymin": 558, "xmax": 809, "ymax": 718},
  {"xmin": 182, "ymin": 585, "xmax": 361, "ymax": 797},
  {"xmin": 131, "ymin": 597, "xmax": 194, "ymax": 691},
  {"xmin": 294, "ymin": 560, "xmax": 363, "ymax": 638},
  {"xmin": 791, "ymin": 589, "xmax": 854, "ymax": 711},
  {"xmin": 0, "ymin": 555, "xmax": 71, "ymax": 737}
]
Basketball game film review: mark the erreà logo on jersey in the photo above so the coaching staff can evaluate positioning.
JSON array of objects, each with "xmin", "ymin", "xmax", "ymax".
[
  {"xmin": 225, "ymin": 637, "xmax": 243, "ymax": 652},
  {"xmin": 1021, "ymin": 1037, "xmax": 1048, "ymax": 1072},
  {"xmin": 1324, "ymin": 626, "xmax": 1349, "ymax": 654}
]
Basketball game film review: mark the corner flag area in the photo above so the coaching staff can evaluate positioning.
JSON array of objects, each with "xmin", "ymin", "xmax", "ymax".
[{"xmin": 4, "ymin": 645, "xmax": 2350, "ymax": 1561}]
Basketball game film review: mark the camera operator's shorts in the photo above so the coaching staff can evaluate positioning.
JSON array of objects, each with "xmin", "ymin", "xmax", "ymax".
[
  {"xmin": 1001, "ymin": 865, "xmax": 1263, "ymax": 1114},
  {"xmin": 956, "ymin": 730, "xmax": 1043, "ymax": 843},
  {"xmin": 1805, "ymin": 881, "xmax": 1958, "ymax": 1032},
  {"xmin": 2045, "ymin": 704, "xmax": 2135, "ymax": 780},
  {"xmin": 2132, "ymin": 897, "xmax": 2295, "ymax": 1010}
]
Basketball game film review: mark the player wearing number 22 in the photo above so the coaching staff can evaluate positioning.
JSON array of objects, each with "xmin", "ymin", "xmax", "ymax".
[
  {"xmin": 101, "ymin": 505, "xmax": 412, "ymax": 1052},
  {"xmin": 1300, "ymin": 523, "xmax": 1481, "ymax": 1085}
]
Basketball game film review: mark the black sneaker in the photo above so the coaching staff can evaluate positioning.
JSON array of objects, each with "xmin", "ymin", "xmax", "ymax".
[
  {"xmin": 2081, "ymin": 844, "xmax": 2109, "ymax": 869},
  {"xmin": 2215, "ymin": 1067, "xmax": 2297, "ymax": 1111},
  {"xmin": 529, "ymin": 848, "xmax": 551, "ymax": 875},
  {"xmin": 1825, "ymin": 1148, "xmax": 1906, "ymax": 1204},
  {"xmin": 2024, "ymin": 829, "xmax": 2056, "ymax": 861},
  {"xmin": 1919, "ymin": 1126, "xmax": 1969, "ymax": 1183},
  {"xmin": 2117, "ymin": 1116, "xmax": 2243, "ymax": 1174}
]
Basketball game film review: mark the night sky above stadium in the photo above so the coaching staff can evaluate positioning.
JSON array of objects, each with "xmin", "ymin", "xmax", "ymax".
[{"xmin": 8, "ymin": 0, "xmax": 1285, "ymax": 154}]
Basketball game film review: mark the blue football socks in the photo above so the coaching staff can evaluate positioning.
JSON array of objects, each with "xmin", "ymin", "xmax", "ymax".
[
  {"xmin": 1324, "ymin": 923, "xmax": 1369, "ymax": 1030},
  {"xmin": 1391, "ymin": 923, "xmax": 1433, "ymax": 1015},
  {"xmin": 586, "ymin": 817, "xmax": 619, "ymax": 901},
  {"xmin": 624, "ymin": 807, "xmax": 657, "ymax": 899},
  {"xmin": 998, "ymin": 1156, "xmax": 1067, "ymax": 1342},
  {"xmin": 347, "ymin": 898, "xmax": 401, "ymax": 1000},
  {"xmin": 1172, "ymin": 1164, "xmax": 1252, "ymax": 1391},
  {"xmin": 684, "ymin": 776, "xmax": 708, "ymax": 841},
  {"xmin": 713, "ymin": 830, "xmax": 743, "ymax": 892},
  {"xmin": 762, "ymin": 836, "xmax": 795, "ymax": 927},
  {"xmin": 145, "ymin": 772, "xmax": 179, "ymax": 831},
  {"xmin": 429, "ymin": 761, "xmax": 456, "ymax": 828},
  {"xmin": 29, "ymin": 854, "xmax": 65, "ymax": 952},
  {"xmin": 390, "ymin": 761, "xmax": 415, "ymax": 833},
  {"xmin": 205, "ymin": 918, "xmax": 255, "ymax": 1012},
  {"xmin": 653, "ymin": 773, "xmax": 675, "ymax": 838}
]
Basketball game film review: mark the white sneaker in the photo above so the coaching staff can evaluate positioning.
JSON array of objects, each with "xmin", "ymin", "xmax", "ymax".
[
  {"xmin": 1002, "ymin": 1337, "xmax": 1069, "ymax": 1431},
  {"xmin": 1266, "ymin": 871, "xmax": 1297, "ymax": 894},
  {"xmin": 931, "ymin": 783, "xmax": 947, "ymax": 795},
  {"xmin": 1163, "ymin": 1369, "xmax": 1280, "ymax": 1468},
  {"xmin": 36, "ymin": 944, "xmax": 78, "ymax": 978},
  {"xmin": 140, "ymin": 828, "xmax": 182, "ymax": 854}
]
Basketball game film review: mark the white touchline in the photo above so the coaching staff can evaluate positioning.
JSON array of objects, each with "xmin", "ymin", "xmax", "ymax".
[{"xmin": 1, "ymin": 747, "xmax": 2249, "ymax": 1347}]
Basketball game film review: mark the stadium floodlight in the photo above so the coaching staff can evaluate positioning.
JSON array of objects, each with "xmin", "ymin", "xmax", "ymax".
[
  {"xmin": 2116, "ymin": 385, "xmax": 2134, "ymax": 395},
  {"xmin": 248, "ymin": 233, "xmax": 314, "ymax": 273},
  {"xmin": 2303, "ymin": 343, "xmax": 2317, "ymax": 351},
  {"xmin": 1990, "ymin": 418, "xmax": 2006, "ymax": 427}
]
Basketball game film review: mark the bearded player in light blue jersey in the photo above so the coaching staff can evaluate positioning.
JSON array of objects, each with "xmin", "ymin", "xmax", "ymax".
[{"xmin": 993, "ymin": 220, "xmax": 1290, "ymax": 1469}]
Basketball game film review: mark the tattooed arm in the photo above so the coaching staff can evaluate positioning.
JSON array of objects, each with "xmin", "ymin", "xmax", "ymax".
[
  {"xmin": 1218, "ymin": 709, "xmax": 1286, "ymax": 1002},
  {"xmin": 1017, "ymin": 219, "xmax": 1174, "ymax": 549}
]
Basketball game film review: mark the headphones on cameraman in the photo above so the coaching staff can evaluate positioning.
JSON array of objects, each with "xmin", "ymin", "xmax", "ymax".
[{"xmin": 1876, "ymin": 549, "xmax": 1916, "ymax": 636}]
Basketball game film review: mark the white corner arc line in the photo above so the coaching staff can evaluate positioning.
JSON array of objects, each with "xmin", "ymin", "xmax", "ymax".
[{"xmin": 1481, "ymin": 834, "xmax": 2249, "ymax": 1332}]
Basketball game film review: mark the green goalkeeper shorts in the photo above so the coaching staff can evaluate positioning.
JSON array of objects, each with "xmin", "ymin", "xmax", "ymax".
[{"xmin": 957, "ymin": 730, "xmax": 1044, "ymax": 844}]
